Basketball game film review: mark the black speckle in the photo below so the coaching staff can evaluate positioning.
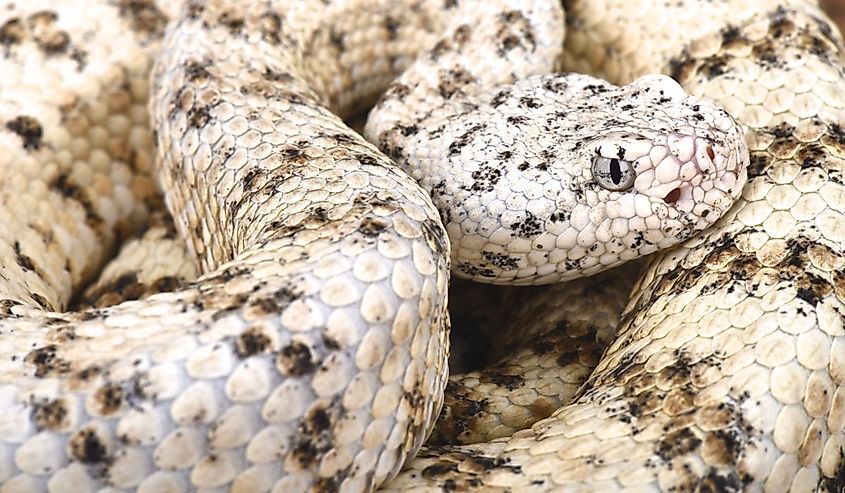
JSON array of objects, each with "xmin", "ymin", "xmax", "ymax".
[
  {"xmin": 187, "ymin": 105, "xmax": 211, "ymax": 128},
  {"xmin": 13, "ymin": 241, "xmax": 36, "ymax": 271},
  {"xmin": 184, "ymin": 58, "xmax": 212, "ymax": 81},
  {"xmin": 277, "ymin": 341, "xmax": 316, "ymax": 376},
  {"xmin": 448, "ymin": 124, "xmax": 483, "ymax": 156},
  {"xmin": 468, "ymin": 165, "xmax": 502, "ymax": 193},
  {"xmin": 457, "ymin": 262, "xmax": 495, "ymax": 278},
  {"xmin": 518, "ymin": 96, "xmax": 540, "ymax": 109},
  {"xmin": 304, "ymin": 407, "xmax": 331, "ymax": 434},
  {"xmin": 481, "ymin": 251, "xmax": 519, "ymax": 270},
  {"xmin": 549, "ymin": 210, "xmax": 570, "ymax": 223},
  {"xmin": 69, "ymin": 428, "xmax": 109, "ymax": 464},
  {"xmin": 0, "ymin": 18, "xmax": 24, "ymax": 47},
  {"xmin": 383, "ymin": 16, "xmax": 399, "ymax": 40},
  {"xmin": 510, "ymin": 212, "xmax": 543, "ymax": 238},
  {"xmin": 115, "ymin": 0, "xmax": 169, "ymax": 39},
  {"xmin": 6, "ymin": 115, "xmax": 42, "ymax": 150},
  {"xmin": 358, "ymin": 216, "xmax": 388, "ymax": 236},
  {"xmin": 26, "ymin": 344, "xmax": 70, "ymax": 377},
  {"xmin": 236, "ymin": 327, "xmax": 272, "ymax": 357},
  {"xmin": 490, "ymin": 88, "xmax": 511, "ymax": 108},
  {"xmin": 218, "ymin": 10, "xmax": 244, "ymax": 33}
]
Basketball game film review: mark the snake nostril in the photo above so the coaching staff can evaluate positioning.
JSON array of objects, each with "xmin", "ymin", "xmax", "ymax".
[
  {"xmin": 664, "ymin": 188, "xmax": 681, "ymax": 204},
  {"xmin": 706, "ymin": 145, "xmax": 715, "ymax": 160}
]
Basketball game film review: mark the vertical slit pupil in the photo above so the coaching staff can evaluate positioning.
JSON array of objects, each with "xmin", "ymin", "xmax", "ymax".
[{"xmin": 609, "ymin": 158, "xmax": 622, "ymax": 184}]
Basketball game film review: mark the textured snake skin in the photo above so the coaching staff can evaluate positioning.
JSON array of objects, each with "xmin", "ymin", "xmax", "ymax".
[
  {"xmin": 384, "ymin": 1, "xmax": 845, "ymax": 491},
  {"xmin": 1, "ymin": 0, "xmax": 841, "ymax": 492}
]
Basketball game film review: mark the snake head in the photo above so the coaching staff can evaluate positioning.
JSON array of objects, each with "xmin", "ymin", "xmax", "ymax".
[
  {"xmin": 581, "ymin": 74, "xmax": 749, "ymax": 256},
  {"xmin": 393, "ymin": 72, "xmax": 749, "ymax": 284}
]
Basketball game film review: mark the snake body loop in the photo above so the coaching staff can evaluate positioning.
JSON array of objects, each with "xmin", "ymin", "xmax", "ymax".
[
  {"xmin": 0, "ymin": 1, "xmax": 842, "ymax": 492},
  {"xmin": 388, "ymin": 1, "xmax": 845, "ymax": 491}
]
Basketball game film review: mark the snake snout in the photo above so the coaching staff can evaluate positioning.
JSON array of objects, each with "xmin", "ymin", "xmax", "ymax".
[{"xmin": 637, "ymin": 130, "xmax": 743, "ymax": 221}]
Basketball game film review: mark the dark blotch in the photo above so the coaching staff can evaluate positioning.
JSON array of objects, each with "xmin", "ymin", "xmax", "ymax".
[
  {"xmin": 6, "ymin": 115, "xmax": 43, "ymax": 150},
  {"xmin": 277, "ymin": 341, "xmax": 317, "ymax": 376}
]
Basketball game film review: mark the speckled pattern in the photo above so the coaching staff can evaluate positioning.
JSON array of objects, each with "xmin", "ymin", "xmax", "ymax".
[
  {"xmin": 0, "ymin": 1, "xmax": 454, "ymax": 491},
  {"xmin": 367, "ymin": 56, "xmax": 748, "ymax": 285},
  {"xmin": 0, "ymin": 1, "xmax": 839, "ymax": 493},
  {"xmin": 384, "ymin": 1, "xmax": 845, "ymax": 491}
]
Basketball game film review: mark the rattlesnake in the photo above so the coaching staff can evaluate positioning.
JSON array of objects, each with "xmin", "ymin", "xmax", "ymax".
[{"xmin": 0, "ymin": 2, "xmax": 841, "ymax": 493}]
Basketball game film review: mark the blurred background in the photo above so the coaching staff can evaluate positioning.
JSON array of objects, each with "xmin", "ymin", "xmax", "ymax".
[{"xmin": 822, "ymin": 0, "xmax": 845, "ymax": 30}]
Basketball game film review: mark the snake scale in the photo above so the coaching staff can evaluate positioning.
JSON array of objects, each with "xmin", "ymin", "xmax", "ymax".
[{"xmin": 0, "ymin": 1, "xmax": 842, "ymax": 493}]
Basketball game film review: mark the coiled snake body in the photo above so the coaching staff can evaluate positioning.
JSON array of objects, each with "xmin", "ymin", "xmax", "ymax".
[{"xmin": 0, "ymin": 1, "xmax": 841, "ymax": 493}]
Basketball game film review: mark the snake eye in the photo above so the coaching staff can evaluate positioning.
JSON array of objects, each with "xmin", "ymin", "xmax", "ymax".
[{"xmin": 592, "ymin": 156, "xmax": 636, "ymax": 191}]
